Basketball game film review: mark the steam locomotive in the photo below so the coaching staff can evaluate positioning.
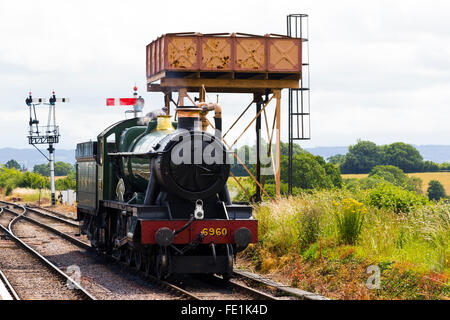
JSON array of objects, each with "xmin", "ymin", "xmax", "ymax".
[{"xmin": 75, "ymin": 104, "xmax": 257, "ymax": 279}]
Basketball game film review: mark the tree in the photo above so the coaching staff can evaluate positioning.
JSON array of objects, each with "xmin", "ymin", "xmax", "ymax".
[
  {"xmin": 54, "ymin": 162, "xmax": 75, "ymax": 176},
  {"xmin": 327, "ymin": 154, "xmax": 346, "ymax": 166},
  {"xmin": 231, "ymin": 142, "xmax": 305, "ymax": 177},
  {"xmin": 230, "ymin": 142, "xmax": 342, "ymax": 190},
  {"xmin": 280, "ymin": 141, "xmax": 305, "ymax": 156},
  {"xmin": 5, "ymin": 159, "xmax": 21, "ymax": 170},
  {"xmin": 381, "ymin": 142, "xmax": 423, "ymax": 173},
  {"xmin": 33, "ymin": 161, "xmax": 75, "ymax": 177},
  {"xmin": 279, "ymin": 153, "xmax": 333, "ymax": 189},
  {"xmin": 422, "ymin": 161, "xmax": 440, "ymax": 172},
  {"xmin": 33, "ymin": 163, "xmax": 50, "ymax": 176},
  {"xmin": 427, "ymin": 180, "xmax": 446, "ymax": 201},
  {"xmin": 340, "ymin": 140, "xmax": 383, "ymax": 174},
  {"xmin": 324, "ymin": 162, "xmax": 343, "ymax": 188}
]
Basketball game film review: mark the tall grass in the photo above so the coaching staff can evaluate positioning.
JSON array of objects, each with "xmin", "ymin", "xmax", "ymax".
[
  {"xmin": 1, "ymin": 187, "xmax": 51, "ymax": 202},
  {"xmin": 250, "ymin": 190, "xmax": 449, "ymax": 274}
]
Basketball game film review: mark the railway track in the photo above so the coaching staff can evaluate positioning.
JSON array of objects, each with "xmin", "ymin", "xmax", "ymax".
[
  {"xmin": 26, "ymin": 205, "xmax": 78, "ymax": 223},
  {"xmin": 232, "ymin": 270, "xmax": 328, "ymax": 300},
  {"xmin": 0, "ymin": 265, "xmax": 19, "ymax": 300},
  {"xmin": 0, "ymin": 201, "xmax": 193, "ymax": 300},
  {"xmin": 0, "ymin": 200, "xmax": 328, "ymax": 300},
  {"xmin": 0, "ymin": 206, "xmax": 94, "ymax": 300},
  {"xmin": 169, "ymin": 273, "xmax": 279, "ymax": 300}
]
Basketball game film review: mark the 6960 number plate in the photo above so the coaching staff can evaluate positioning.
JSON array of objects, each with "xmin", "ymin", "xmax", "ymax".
[{"xmin": 201, "ymin": 227, "xmax": 228, "ymax": 237}]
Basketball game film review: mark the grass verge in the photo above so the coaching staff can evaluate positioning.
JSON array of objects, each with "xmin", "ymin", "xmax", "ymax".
[{"xmin": 238, "ymin": 190, "xmax": 449, "ymax": 299}]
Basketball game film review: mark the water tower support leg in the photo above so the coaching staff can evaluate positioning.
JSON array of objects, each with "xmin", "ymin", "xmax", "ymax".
[
  {"xmin": 274, "ymin": 89, "xmax": 281, "ymax": 199},
  {"xmin": 254, "ymin": 93, "xmax": 263, "ymax": 202}
]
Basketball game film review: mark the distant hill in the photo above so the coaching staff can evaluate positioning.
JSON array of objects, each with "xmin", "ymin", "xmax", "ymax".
[
  {"xmin": 0, "ymin": 148, "xmax": 75, "ymax": 170},
  {"xmin": 306, "ymin": 145, "xmax": 450, "ymax": 163},
  {"xmin": 412, "ymin": 145, "xmax": 450, "ymax": 163}
]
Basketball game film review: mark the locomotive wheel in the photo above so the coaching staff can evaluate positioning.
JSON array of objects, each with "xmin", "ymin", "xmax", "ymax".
[
  {"xmin": 125, "ymin": 248, "xmax": 135, "ymax": 267},
  {"xmin": 119, "ymin": 247, "xmax": 127, "ymax": 262},
  {"xmin": 134, "ymin": 250, "xmax": 143, "ymax": 271},
  {"xmin": 143, "ymin": 255, "xmax": 152, "ymax": 277},
  {"xmin": 111, "ymin": 249, "xmax": 121, "ymax": 261},
  {"xmin": 156, "ymin": 248, "xmax": 169, "ymax": 279},
  {"xmin": 221, "ymin": 273, "xmax": 231, "ymax": 282},
  {"xmin": 222, "ymin": 244, "xmax": 233, "ymax": 281}
]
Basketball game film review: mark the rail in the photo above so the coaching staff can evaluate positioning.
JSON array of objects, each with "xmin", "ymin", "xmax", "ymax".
[{"xmin": 0, "ymin": 203, "xmax": 95, "ymax": 300}]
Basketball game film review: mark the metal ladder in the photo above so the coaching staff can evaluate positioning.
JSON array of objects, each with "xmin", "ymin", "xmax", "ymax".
[{"xmin": 287, "ymin": 14, "xmax": 311, "ymax": 194}]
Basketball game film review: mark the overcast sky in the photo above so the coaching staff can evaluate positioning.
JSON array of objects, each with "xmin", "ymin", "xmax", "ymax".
[{"xmin": 0, "ymin": 0, "xmax": 449, "ymax": 151}]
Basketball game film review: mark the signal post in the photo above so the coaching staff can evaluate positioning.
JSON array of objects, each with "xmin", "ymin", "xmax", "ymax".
[{"xmin": 26, "ymin": 91, "xmax": 69, "ymax": 205}]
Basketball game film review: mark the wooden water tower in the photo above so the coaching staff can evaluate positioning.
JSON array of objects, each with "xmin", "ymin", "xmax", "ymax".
[{"xmin": 146, "ymin": 16, "xmax": 309, "ymax": 200}]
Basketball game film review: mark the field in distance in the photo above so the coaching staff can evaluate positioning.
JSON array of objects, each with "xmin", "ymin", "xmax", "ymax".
[{"xmin": 342, "ymin": 172, "xmax": 450, "ymax": 195}]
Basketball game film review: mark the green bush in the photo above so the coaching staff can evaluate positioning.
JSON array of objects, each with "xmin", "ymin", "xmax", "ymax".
[
  {"xmin": 0, "ymin": 166, "xmax": 54, "ymax": 194},
  {"xmin": 55, "ymin": 172, "xmax": 76, "ymax": 190},
  {"xmin": 405, "ymin": 177, "xmax": 423, "ymax": 194},
  {"xmin": 365, "ymin": 183, "xmax": 428, "ymax": 213},
  {"xmin": 427, "ymin": 180, "xmax": 446, "ymax": 201},
  {"xmin": 344, "ymin": 175, "xmax": 386, "ymax": 191},
  {"xmin": 0, "ymin": 166, "xmax": 23, "ymax": 195},
  {"xmin": 334, "ymin": 198, "xmax": 366, "ymax": 244},
  {"xmin": 343, "ymin": 178, "xmax": 361, "ymax": 191},
  {"xmin": 368, "ymin": 165, "xmax": 422, "ymax": 194},
  {"xmin": 369, "ymin": 165, "xmax": 407, "ymax": 184},
  {"xmin": 19, "ymin": 171, "xmax": 49, "ymax": 189},
  {"xmin": 358, "ymin": 176, "xmax": 386, "ymax": 190}
]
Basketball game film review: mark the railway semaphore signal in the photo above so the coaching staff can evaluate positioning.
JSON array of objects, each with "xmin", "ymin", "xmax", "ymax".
[
  {"xmin": 106, "ymin": 85, "xmax": 145, "ymax": 118},
  {"xmin": 26, "ymin": 91, "xmax": 69, "ymax": 205}
]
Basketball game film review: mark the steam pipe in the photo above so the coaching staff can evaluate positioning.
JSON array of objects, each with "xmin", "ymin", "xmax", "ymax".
[
  {"xmin": 144, "ymin": 167, "xmax": 158, "ymax": 205},
  {"xmin": 219, "ymin": 184, "xmax": 232, "ymax": 205},
  {"xmin": 199, "ymin": 103, "xmax": 222, "ymax": 137}
]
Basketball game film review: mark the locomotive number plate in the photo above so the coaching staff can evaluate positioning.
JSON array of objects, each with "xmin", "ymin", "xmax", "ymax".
[{"xmin": 202, "ymin": 227, "xmax": 228, "ymax": 237}]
